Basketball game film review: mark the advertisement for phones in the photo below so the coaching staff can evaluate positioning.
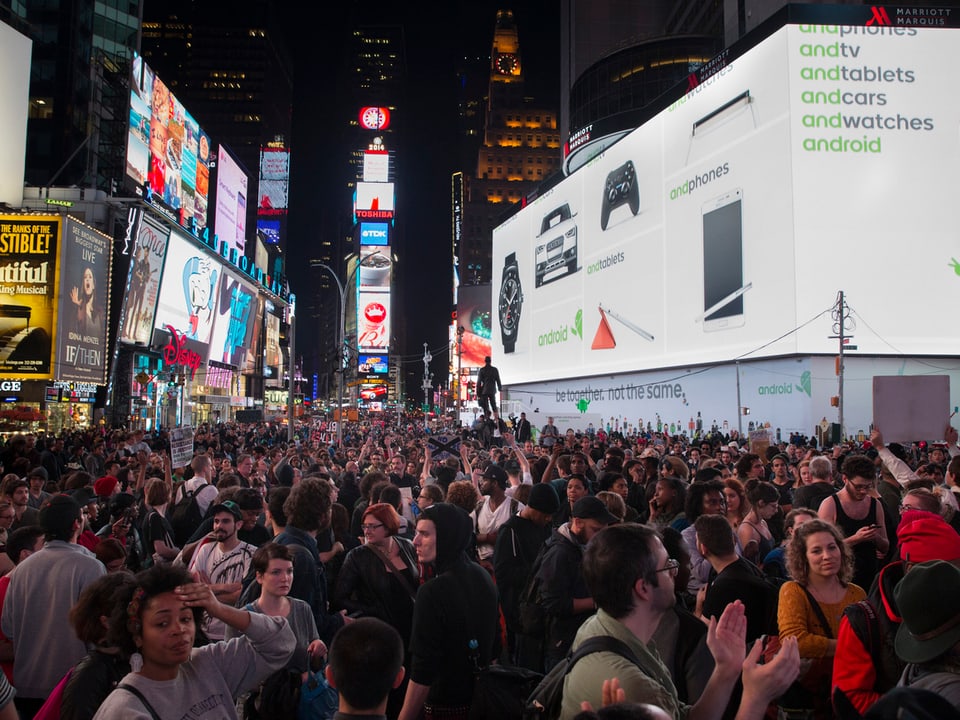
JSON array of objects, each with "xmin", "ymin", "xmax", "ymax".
[
  {"xmin": 213, "ymin": 146, "xmax": 249, "ymax": 257},
  {"xmin": 492, "ymin": 20, "xmax": 960, "ymax": 385}
]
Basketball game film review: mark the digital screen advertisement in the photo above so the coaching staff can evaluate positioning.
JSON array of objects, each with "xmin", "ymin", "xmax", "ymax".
[
  {"xmin": 214, "ymin": 146, "xmax": 249, "ymax": 256},
  {"xmin": 258, "ymin": 147, "xmax": 290, "ymax": 214},
  {"xmin": 154, "ymin": 231, "xmax": 222, "ymax": 351},
  {"xmin": 354, "ymin": 182, "xmax": 395, "ymax": 221},
  {"xmin": 55, "ymin": 218, "xmax": 112, "ymax": 383},
  {"xmin": 256, "ymin": 218, "xmax": 281, "ymax": 246},
  {"xmin": 359, "ymin": 353, "xmax": 389, "ymax": 378},
  {"xmin": 359, "ymin": 222, "xmax": 390, "ymax": 246},
  {"xmin": 456, "ymin": 284, "xmax": 493, "ymax": 369},
  {"xmin": 492, "ymin": 21, "xmax": 960, "ymax": 385},
  {"xmin": 120, "ymin": 216, "xmax": 168, "ymax": 346},
  {"xmin": 264, "ymin": 304, "xmax": 281, "ymax": 388},
  {"xmin": 0, "ymin": 215, "xmax": 60, "ymax": 379},
  {"xmin": 208, "ymin": 269, "xmax": 262, "ymax": 372},
  {"xmin": 126, "ymin": 55, "xmax": 211, "ymax": 233},
  {"xmin": 357, "ymin": 291, "xmax": 390, "ymax": 352},
  {"xmin": 359, "ymin": 246, "xmax": 391, "ymax": 289},
  {"xmin": 363, "ymin": 150, "xmax": 390, "ymax": 183}
]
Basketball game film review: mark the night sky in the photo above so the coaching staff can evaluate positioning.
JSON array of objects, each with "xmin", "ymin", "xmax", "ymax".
[{"xmin": 283, "ymin": 2, "xmax": 560, "ymax": 390}]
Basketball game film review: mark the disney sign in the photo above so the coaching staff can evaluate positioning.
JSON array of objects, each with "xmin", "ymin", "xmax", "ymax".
[{"xmin": 163, "ymin": 325, "xmax": 203, "ymax": 379}]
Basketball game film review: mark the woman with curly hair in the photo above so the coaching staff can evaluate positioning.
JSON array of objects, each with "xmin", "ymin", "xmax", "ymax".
[
  {"xmin": 777, "ymin": 519, "xmax": 865, "ymax": 717},
  {"xmin": 92, "ymin": 564, "xmax": 295, "ymax": 719}
]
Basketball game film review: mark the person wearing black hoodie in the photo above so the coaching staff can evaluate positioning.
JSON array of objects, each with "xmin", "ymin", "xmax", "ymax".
[{"xmin": 398, "ymin": 503, "xmax": 499, "ymax": 720}]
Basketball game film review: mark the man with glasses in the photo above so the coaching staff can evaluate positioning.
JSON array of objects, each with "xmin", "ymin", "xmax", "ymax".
[
  {"xmin": 818, "ymin": 454, "xmax": 889, "ymax": 590},
  {"xmin": 559, "ymin": 523, "xmax": 799, "ymax": 720}
]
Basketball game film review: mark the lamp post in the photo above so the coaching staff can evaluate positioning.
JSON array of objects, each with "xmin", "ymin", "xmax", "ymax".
[{"xmin": 311, "ymin": 262, "xmax": 346, "ymax": 448}]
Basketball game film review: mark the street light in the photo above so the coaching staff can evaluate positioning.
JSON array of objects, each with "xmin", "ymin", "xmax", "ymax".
[{"xmin": 311, "ymin": 262, "xmax": 346, "ymax": 448}]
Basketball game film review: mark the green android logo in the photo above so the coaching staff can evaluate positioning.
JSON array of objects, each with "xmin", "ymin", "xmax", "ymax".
[{"xmin": 576, "ymin": 397, "xmax": 590, "ymax": 414}]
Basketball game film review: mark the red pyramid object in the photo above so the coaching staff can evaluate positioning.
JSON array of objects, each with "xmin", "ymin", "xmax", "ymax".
[{"xmin": 592, "ymin": 307, "xmax": 617, "ymax": 350}]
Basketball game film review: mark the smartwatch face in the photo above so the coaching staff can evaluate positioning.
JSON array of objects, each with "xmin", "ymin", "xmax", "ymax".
[{"xmin": 499, "ymin": 269, "xmax": 521, "ymax": 336}]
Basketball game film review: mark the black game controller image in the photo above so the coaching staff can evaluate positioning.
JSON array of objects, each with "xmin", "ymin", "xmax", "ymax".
[{"xmin": 600, "ymin": 160, "xmax": 640, "ymax": 231}]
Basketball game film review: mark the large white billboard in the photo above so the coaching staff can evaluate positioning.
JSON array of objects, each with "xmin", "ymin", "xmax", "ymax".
[
  {"xmin": 493, "ymin": 22, "xmax": 960, "ymax": 385},
  {"xmin": 0, "ymin": 24, "xmax": 30, "ymax": 208},
  {"xmin": 214, "ymin": 146, "xmax": 249, "ymax": 256}
]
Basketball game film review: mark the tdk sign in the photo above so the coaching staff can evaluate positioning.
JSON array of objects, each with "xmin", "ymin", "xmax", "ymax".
[{"xmin": 360, "ymin": 223, "xmax": 390, "ymax": 246}]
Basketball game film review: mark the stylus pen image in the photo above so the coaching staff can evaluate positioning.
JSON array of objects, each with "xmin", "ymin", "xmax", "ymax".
[
  {"xmin": 695, "ymin": 281, "xmax": 753, "ymax": 323},
  {"xmin": 599, "ymin": 304, "xmax": 655, "ymax": 341}
]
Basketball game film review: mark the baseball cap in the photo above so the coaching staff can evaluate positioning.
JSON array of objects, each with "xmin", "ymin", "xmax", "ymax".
[
  {"xmin": 572, "ymin": 496, "xmax": 618, "ymax": 525},
  {"xmin": 209, "ymin": 501, "xmax": 242, "ymax": 521},
  {"xmin": 481, "ymin": 465, "xmax": 508, "ymax": 488}
]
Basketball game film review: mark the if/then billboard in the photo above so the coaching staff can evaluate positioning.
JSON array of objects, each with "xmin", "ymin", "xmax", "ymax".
[
  {"xmin": 492, "ymin": 22, "xmax": 960, "ymax": 385},
  {"xmin": 55, "ymin": 218, "xmax": 112, "ymax": 383},
  {"xmin": 0, "ymin": 215, "xmax": 60, "ymax": 379}
]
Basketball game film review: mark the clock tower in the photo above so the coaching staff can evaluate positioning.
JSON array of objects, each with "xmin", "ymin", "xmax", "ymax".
[{"xmin": 489, "ymin": 10, "xmax": 524, "ymax": 107}]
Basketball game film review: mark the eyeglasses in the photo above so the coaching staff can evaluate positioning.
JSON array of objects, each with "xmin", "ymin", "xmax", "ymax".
[
  {"xmin": 850, "ymin": 482, "xmax": 873, "ymax": 492},
  {"xmin": 899, "ymin": 504, "xmax": 922, "ymax": 513},
  {"xmin": 361, "ymin": 523, "xmax": 384, "ymax": 532},
  {"xmin": 655, "ymin": 558, "xmax": 680, "ymax": 577}
]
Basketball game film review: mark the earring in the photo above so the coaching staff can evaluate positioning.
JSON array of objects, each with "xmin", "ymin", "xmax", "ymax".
[{"xmin": 130, "ymin": 649, "xmax": 143, "ymax": 673}]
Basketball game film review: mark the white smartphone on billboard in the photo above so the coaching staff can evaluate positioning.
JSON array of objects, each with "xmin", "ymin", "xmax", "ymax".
[{"xmin": 701, "ymin": 188, "xmax": 746, "ymax": 332}]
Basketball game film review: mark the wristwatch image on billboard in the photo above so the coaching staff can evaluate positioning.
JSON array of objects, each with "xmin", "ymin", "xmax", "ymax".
[{"xmin": 499, "ymin": 252, "xmax": 523, "ymax": 353}]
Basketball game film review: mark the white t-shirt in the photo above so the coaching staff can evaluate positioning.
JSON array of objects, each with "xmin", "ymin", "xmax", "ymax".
[
  {"xmin": 474, "ymin": 496, "xmax": 524, "ymax": 560},
  {"xmin": 188, "ymin": 541, "xmax": 256, "ymax": 639}
]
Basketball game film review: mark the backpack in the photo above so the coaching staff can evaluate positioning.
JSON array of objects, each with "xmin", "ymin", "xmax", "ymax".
[
  {"xmin": 167, "ymin": 487, "xmax": 204, "ymax": 548},
  {"xmin": 245, "ymin": 668, "xmax": 302, "ymax": 720},
  {"xmin": 842, "ymin": 599, "xmax": 902, "ymax": 693},
  {"xmin": 518, "ymin": 546, "xmax": 548, "ymax": 637},
  {"xmin": 525, "ymin": 635, "xmax": 644, "ymax": 720}
]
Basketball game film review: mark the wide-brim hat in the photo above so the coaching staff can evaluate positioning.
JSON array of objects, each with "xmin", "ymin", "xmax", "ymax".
[{"xmin": 894, "ymin": 560, "xmax": 960, "ymax": 664}]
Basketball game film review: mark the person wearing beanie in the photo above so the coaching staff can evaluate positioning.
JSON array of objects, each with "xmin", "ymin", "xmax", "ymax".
[
  {"xmin": 92, "ymin": 475, "xmax": 119, "ymax": 499},
  {"xmin": 493, "ymin": 482, "xmax": 560, "ymax": 668},
  {"xmin": 398, "ymin": 503, "xmax": 498, "ymax": 720},
  {"xmin": 893, "ymin": 560, "xmax": 960, "ymax": 708},
  {"xmin": 833, "ymin": 510, "xmax": 960, "ymax": 716}
]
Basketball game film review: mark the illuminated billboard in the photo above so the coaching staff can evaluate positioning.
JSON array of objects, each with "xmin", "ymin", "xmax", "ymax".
[
  {"xmin": 357, "ymin": 291, "xmax": 390, "ymax": 351},
  {"xmin": 208, "ymin": 269, "xmax": 262, "ymax": 373},
  {"xmin": 213, "ymin": 145, "xmax": 249, "ymax": 256},
  {"xmin": 55, "ymin": 218, "xmax": 112, "ymax": 383},
  {"xmin": 119, "ymin": 216, "xmax": 168, "ymax": 346},
  {"xmin": 0, "ymin": 24, "xmax": 30, "ymax": 208},
  {"xmin": 264, "ymin": 303, "xmax": 281, "ymax": 387},
  {"xmin": 256, "ymin": 218, "xmax": 281, "ymax": 246},
  {"xmin": 354, "ymin": 182, "xmax": 395, "ymax": 221},
  {"xmin": 492, "ymin": 21, "xmax": 960, "ymax": 385},
  {"xmin": 456, "ymin": 284, "xmax": 492, "ymax": 369},
  {"xmin": 359, "ymin": 353, "xmax": 388, "ymax": 379},
  {"xmin": 154, "ymin": 231, "xmax": 222, "ymax": 351},
  {"xmin": 0, "ymin": 215, "xmax": 60, "ymax": 379},
  {"xmin": 359, "ymin": 246, "xmax": 391, "ymax": 289},
  {"xmin": 359, "ymin": 222, "xmax": 390, "ymax": 246},
  {"xmin": 363, "ymin": 150, "xmax": 389, "ymax": 183},
  {"xmin": 126, "ymin": 55, "xmax": 211, "ymax": 232},
  {"xmin": 258, "ymin": 147, "xmax": 290, "ymax": 214}
]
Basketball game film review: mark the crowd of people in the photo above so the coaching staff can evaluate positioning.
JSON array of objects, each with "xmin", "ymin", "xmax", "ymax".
[{"xmin": 0, "ymin": 412, "xmax": 957, "ymax": 719}]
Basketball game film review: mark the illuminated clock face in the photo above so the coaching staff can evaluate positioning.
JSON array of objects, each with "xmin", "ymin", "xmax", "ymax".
[
  {"xmin": 359, "ymin": 107, "xmax": 390, "ymax": 130},
  {"xmin": 496, "ymin": 54, "xmax": 518, "ymax": 75}
]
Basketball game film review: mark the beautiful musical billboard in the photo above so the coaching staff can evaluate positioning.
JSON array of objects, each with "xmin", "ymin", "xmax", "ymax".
[
  {"xmin": 0, "ymin": 215, "xmax": 60, "ymax": 379},
  {"xmin": 55, "ymin": 218, "xmax": 112, "ymax": 383}
]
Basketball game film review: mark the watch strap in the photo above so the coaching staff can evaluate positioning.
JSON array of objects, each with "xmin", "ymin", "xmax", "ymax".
[{"xmin": 505, "ymin": 252, "xmax": 517, "ymax": 266}]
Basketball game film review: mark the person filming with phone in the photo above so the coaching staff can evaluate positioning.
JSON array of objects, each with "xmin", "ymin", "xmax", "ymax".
[{"xmin": 817, "ymin": 454, "xmax": 889, "ymax": 591}]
